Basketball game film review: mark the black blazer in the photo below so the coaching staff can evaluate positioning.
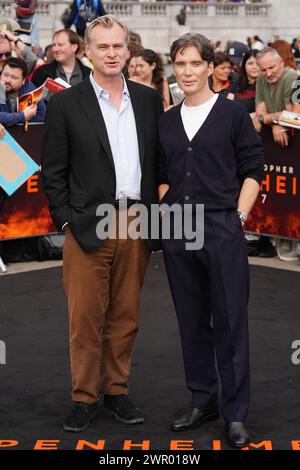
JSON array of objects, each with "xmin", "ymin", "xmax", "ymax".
[
  {"xmin": 42, "ymin": 77, "xmax": 163, "ymax": 252},
  {"xmin": 31, "ymin": 59, "xmax": 91, "ymax": 88}
]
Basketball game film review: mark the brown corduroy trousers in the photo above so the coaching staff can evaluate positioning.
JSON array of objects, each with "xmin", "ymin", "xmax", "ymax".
[{"xmin": 63, "ymin": 215, "xmax": 151, "ymax": 404}]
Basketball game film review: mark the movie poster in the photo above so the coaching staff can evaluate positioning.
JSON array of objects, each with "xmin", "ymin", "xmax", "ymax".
[
  {"xmin": 1, "ymin": 125, "xmax": 300, "ymax": 241},
  {"xmin": 245, "ymin": 126, "xmax": 300, "ymax": 240}
]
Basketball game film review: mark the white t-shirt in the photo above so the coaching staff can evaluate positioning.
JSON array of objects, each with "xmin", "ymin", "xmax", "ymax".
[{"xmin": 181, "ymin": 94, "xmax": 219, "ymax": 141}]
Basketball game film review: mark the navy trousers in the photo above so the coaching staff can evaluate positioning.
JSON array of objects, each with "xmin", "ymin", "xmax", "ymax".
[{"xmin": 162, "ymin": 209, "xmax": 250, "ymax": 422}]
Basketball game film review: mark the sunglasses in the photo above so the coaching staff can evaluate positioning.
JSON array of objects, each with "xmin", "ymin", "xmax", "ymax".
[{"xmin": 0, "ymin": 52, "xmax": 12, "ymax": 59}]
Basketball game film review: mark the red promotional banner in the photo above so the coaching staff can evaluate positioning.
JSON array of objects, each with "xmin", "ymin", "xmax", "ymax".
[
  {"xmin": 0, "ymin": 124, "xmax": 300, "ymax": 241},
  {"xmin": 0, "ymin": 124, "xmax": 56, "ymax": 240},
  {"xmin": 245, "ymin": 126, "xmax": 300, "ymax": 240}
]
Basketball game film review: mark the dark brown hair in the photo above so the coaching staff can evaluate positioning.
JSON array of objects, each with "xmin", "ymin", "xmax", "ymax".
[
  {"xmin": 134, "ymin": 49, "xmax": 165, "ymax": 101},
  {"xmin": 170, "ymin": 33, "xmax": 214, "ymax": 64},
  {"xmin": 1, "ymin": 56, "xmax": 27, "ymax": 78},
  {"xmin": 213, "ymin": 51, "xmax": 231, "ymax": 68}
]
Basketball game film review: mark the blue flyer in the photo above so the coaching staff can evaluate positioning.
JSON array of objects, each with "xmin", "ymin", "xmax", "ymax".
[{"xmin": 0, "ymin": 128, "xmax": 39, "ymax": 196}]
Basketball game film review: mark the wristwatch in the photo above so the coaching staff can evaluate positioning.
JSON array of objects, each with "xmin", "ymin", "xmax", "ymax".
[
  {"xmin": 237, "ymin": 211, "xmax": 248, "ymax": 224},
  {"xmin": 61, "ymin": 222, "xmax": 69, "ymax": 234},
  {"xmin": 258, "ymin": 115, "xmax": 264, "ymax": 125}
]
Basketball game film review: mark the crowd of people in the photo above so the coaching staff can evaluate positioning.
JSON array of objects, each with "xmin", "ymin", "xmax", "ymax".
[
  {"xmin": 0, "ymin": 14, "xmax": 299, "ymax": 119},
  {"xmin": 0, "ymin": 10, "xmax": 300, "ymax": 261},
  {"xmin": 0, "ymin": 10, "xmax": 299, "ymax": 452},
  {"xmin": 146, "ymin": 1, "xmax": 266, "ymax": 3},
  {"xmin": 186, "ymin": 0, "xmax": 265, "ymax": 3}
]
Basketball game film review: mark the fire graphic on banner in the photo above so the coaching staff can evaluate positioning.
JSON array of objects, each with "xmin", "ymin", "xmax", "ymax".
[
  {"xmin": 244, "ymin": 127, "xmax": 300, "ymax": 240},
  {"xmin": 1, "ymin": 125, "xmax": 300, "ymax": 241},
  {"xmin": 0, "ymin": 205, "xmax": 53, "ymax": 239},
  {"xmin": 0, "ymin": 125, "xmax": 56, "ymax": 241}
]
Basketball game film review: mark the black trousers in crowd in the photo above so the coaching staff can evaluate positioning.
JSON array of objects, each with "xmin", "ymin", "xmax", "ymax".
[{"xmin": 162, "ymin": 209, "xmax": 250, "ymax": 422}]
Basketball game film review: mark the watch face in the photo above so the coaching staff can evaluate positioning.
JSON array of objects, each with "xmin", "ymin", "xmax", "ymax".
[{"xmin": 238, "ymin": 211, "xmax": 247, "ymax": 223}]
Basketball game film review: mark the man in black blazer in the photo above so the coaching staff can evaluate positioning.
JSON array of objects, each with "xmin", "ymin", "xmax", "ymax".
[
  {"xmin": 158, "ymin": 33, "xmax": 264, "ymax": 448},
  {"xmin": 42, "ymin": 15, "xmax": 163, "ymax": 432}
]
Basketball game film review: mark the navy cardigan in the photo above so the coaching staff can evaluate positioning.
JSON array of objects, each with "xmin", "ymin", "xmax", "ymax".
[{"xmin": 158, "ymin": 94, "xmax": 264, "ymax": 211}]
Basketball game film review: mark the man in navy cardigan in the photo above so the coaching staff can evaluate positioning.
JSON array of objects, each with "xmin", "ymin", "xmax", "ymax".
[
  {"xmin": 0, "ymin": 57, "xmax": 45, "ymax": 126},
  {"xmin": 158, "ymin": 33, "xmax": 264, "ymax": 448}
]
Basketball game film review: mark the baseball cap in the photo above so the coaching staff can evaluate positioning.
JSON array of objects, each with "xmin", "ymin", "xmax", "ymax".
[{"xmin": 226, "ymin": 41, "xmax": 248, "ymax": 65}]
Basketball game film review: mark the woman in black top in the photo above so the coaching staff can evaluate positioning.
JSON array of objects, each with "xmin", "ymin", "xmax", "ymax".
[
  {"xmin": 131, "ymin": 49, "xmax": 170, "ymax": 109},
  {"xmin": 232, "ymin": 49, "xmax": 260, "ymax": 113},
  {"xmin": 232, "ymin": 49, "xmax": 276, "ymax": 258}
]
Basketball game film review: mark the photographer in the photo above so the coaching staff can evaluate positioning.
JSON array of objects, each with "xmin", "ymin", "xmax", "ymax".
[{"xmin": 64, "ymin": 0, "xmax": 106, "ymax": 38}]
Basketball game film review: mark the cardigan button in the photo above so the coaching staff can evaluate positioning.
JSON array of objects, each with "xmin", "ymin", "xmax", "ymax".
[
  {"xmin": 184, "ymin": 195, "xmax": 190, "ymax": 201},
  {"xmin": 187, "ymin": 147, "xmax": 192, "ymax": 152}
]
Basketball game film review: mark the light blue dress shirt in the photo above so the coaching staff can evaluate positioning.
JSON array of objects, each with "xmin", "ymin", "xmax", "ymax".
[{"xmin": 89, "ymin": 72, "xmax": 141, "ymax": 201}]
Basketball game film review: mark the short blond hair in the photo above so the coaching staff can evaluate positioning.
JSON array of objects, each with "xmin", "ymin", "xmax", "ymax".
[{"xmin": 84, "ymin": 14, "xmax": 130, "ymax": 45}]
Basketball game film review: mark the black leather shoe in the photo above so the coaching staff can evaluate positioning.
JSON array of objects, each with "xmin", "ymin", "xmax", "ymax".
[
  {"xmin": 225, "ymin": 422, "xmax": 250, "ymax": 448},
  {"xmin": 103, "ymin": 395, "xmax": 144, "ymax": 424},
  {"xmin": 171, "ymin": 408, "xmax": 219, "ymax": 432},
  {"xmin": 63, "ymin": 401, "xmax": 99, "ymax": 432}
]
